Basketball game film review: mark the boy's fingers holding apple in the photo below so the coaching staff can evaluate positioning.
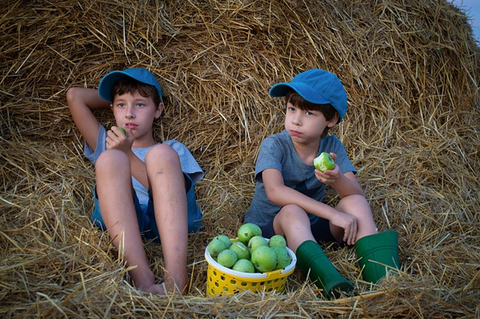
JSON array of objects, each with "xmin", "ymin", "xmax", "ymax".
[
  {"xmin": 110, "ymin": 126, "xmax": 126, "ymax": 138},
  {"xmin": 118, "ymin": 127, "xmax": 127, "ymax": 136},
  {"xmin": 106, "ymin": 126, "xmax": 134, "ymax": 151},
  {"xmin": 123, "ymin": 126, "xmax": 135, "ymax": 140}
]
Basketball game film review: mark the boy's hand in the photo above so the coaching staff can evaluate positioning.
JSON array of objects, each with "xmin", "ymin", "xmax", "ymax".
[
  {"xmin": 314, "ymin": 153, "xmax": 340, "ymax": 185},
  {"xmin": 106, "ymin": 126, "xmax": 134, "ymax": 152},
  {"xmin": 330, "ymin": 210, "xmax": 358, "ymax": 245}
]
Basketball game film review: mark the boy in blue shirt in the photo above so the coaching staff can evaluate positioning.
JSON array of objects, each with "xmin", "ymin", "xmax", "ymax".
[
  {"xmin": 67, "ymin": 68, "xmax": 203, "ymax": 294},
  {"xmin": 245, "ymin": 69, "xmax": 399, "ymax": 298}
]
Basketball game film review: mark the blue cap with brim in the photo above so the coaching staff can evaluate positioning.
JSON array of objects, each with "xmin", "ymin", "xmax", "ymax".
[
  {"xmin": 98, "ymin": 68, "xmax": 162, "ymax": 103},
  {"xmin": 269, "ymin": 69, "xmax": 348, "ymax": 122}
]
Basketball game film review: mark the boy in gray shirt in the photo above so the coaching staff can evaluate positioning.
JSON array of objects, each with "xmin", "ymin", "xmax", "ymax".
[{"xmin": 245, "ymin": 69, "xmax": 399, "ymax": 298}]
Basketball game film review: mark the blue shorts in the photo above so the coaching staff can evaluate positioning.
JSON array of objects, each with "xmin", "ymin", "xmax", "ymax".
[
  {"xmin": 91, "ymin": 173, "xmax": 202, "ymax": 242},
  {"xmin": 261, "ymin": 216, "xmax": 336, "ymax": 243}
]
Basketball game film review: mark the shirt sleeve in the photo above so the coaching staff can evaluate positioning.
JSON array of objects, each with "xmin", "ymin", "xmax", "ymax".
[
  {"xmin": 84, "ymin": 125, "xmax": 107, "ymax": 165},
  {"xmin": 163, "ymin": 140, "xmax": 204, "ymax": 185},
  {"xmin": 254, "ymin": 135, "xmax": 285, "ymax": 183}
]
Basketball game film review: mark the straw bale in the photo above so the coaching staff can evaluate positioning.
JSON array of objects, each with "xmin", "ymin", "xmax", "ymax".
[{"xmin": 1, "ymin": 0, "xmax": 479, "ymax": 317}]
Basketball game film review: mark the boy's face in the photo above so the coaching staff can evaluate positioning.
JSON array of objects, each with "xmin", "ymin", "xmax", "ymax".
[
  {"xmin": 284, "ymin": 101, "xmax": 338, "ymax": 144},
  {"xmin": 111, "ymin": 90, "xmax": 163, "ymax": 143}
]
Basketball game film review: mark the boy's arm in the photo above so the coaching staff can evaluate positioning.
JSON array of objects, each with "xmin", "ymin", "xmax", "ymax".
[
  {"xmin": 314, "ymin": 152, "xmax": 364, "ymax": 198},
  {"xmin": 262, "ymin": 168, "xmax": 358, "ymax": 244},
  {"xmin": 67, "ymin": 87, "xmax": 110, "ymax": 151},
  {"xmin": 315, "ymin": 170, "xmax": 364, "ymax": 198},
  {"xmin": 67, "ymin": 88, "xmax": 151, "ymax": 189}
]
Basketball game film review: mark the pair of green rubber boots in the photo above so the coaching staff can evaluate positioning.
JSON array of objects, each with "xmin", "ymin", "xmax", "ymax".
[{"xmin": 296, "ymin": 230, "xmax": 399, "ymax": 298}]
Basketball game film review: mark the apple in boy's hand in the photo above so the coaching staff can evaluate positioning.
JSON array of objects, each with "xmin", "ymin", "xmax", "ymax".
[
  {"xmin": 112, "ymin": 127, "xmax": 127, "ymax": 137},
  {"xmin": 314, "ymin": 152, "xmax": 335, "ymax": 171}
]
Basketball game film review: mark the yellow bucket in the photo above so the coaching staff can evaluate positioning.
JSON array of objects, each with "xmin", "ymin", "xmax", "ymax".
[{"xmin": 205, "ymin": 245, "xmax": 296, "ymax": 296}]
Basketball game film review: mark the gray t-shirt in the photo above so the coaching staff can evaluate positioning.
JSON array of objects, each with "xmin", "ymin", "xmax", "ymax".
[
  {"xmin": 244, "ymin": 129, "xmax": 356, "ymax": 228},
  {"xmin": 84, "ymin": 125, "xmax": 204, "ymax": 213}
]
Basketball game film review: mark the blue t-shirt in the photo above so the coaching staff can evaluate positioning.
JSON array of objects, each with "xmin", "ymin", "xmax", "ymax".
[
  {"xmin": 244, "ymin": 129, "xmax": 356, "ymax": 228},
  {"xmin": 84, "ymin": 125, "xmax": 204, "ymax": 213}
]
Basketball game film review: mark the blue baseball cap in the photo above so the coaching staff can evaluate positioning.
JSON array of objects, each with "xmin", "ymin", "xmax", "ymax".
[
  {"xmin": 269, "ymin": 69, "xmax": 348, "ymax": 122},
  {"xmin": 98, "ymin": 68, "xmax": 162, "ymax": 103}
]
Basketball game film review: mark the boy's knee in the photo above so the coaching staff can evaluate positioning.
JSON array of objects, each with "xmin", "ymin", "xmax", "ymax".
[
  {"xmin": 337, "ymin": 194, "xmax": 369, "ymax": 211},
  {"xmin": 145, "ymin": 144, "xmax": 180, "ymax": 168},
  {"xmin": 275, "ymin": 205, "xmax": 311, "ymax": 235},
  {"xmin": 279, "ymin": 204, "xmax": 308, "ymax": 220},
  {"xmin": 66, "ymin": 87, "xmax": 80, "ymax": 104},
  {"xmin": 96, "ymin": 149, "xmax": 129, "ymax": 171}
]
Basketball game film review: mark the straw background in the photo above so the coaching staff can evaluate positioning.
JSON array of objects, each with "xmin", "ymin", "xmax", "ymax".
[{"xmin": 1, "ymin": 0, "xmax": 479, "ymax": 317}]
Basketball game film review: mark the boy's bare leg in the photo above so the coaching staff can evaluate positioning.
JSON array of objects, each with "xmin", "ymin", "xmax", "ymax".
[
  {"xmin": 273, "ymin": 205, "xmax": 316, "ymax": 253},
  {"xmin": 332, "ymin": 194, "xmax": 377, "ymax": 242},
  {"xmin": 96, "ymin": 149, "xmax": 165, "ymax": 294},
  {"xmin": 145, "ymin": 144, "xmax": 189, "ymax": 294}
]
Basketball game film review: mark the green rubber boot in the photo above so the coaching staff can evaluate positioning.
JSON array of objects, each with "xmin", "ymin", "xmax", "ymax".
[
  {"xmin": 355, "ymin": 230, "xmax": 399, "ymax": 283},
  {"xmin": 296, "ymin": 240, "xmax": 353, "ymax": 298}
]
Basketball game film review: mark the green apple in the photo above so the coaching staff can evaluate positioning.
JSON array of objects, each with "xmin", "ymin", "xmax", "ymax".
[
  {"xmin": 118, "ymin": 127, "xmax": 127, "ymax": 136},
  {"xmin": 214, "ymin": 235, "xmax": 232, "ymax": 248},
  {"xmin": 232, "ymin": 259, "xmax": 255, "ymax": 273},
  {"xmin": 251, "ymin": 245, "xmax": 277, "ymax": 272},
  {"xmin": 217, "ymin": 249, "xmax": 238, "ymax": 268},
  {"xmin": 248, "ymin": 235, "xmax": 268, "ymax": 253},
  {"xmin": 272, "ymin": 246, "xmax": 291, "ymax": 270},
  {"xmin": 237, "ymin": 223, "xmax": 262, "ymax": 244},
  {"xmin": 314, "ymin": 152, "xmax": 335, "ymax": 172},
  {"xmin": 268, "ymin": 235, "xmax": 287, "ymax": 248},
  {"xmin": 229, "ymin": 241, "xmax": 250, "ymax": 260},
  {"xmin": 207, "ymin": 238, "xmax": 227, "ymax": 257}
]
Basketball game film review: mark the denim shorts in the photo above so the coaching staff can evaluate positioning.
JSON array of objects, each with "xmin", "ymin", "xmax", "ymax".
[
  {"xmin": 91, "ymin": 173, "xmax": 202, "ymax": 242},
  {"xmin": 261, "ymin": 216, "xmax": 336, "ymax": 243}
]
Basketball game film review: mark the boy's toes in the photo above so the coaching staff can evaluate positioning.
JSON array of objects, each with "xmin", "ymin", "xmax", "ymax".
[{"xmin": 142, "ymin": 283, "xmax": 167, "ymax": 295}]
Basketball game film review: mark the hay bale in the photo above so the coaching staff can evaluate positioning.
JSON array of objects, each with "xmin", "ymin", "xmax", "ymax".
[{"xmin": 1, "ymin": 0, "xmax": 479, "ymax": 317}]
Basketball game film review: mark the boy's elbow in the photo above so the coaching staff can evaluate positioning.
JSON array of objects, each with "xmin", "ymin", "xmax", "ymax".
[
  {"xmin": 66, "ymin": 87, "xmax": 78, "ymax": 107},
  {"xmin": 265, "ymin": 185, "xmax": 281, "ymax": 204}
]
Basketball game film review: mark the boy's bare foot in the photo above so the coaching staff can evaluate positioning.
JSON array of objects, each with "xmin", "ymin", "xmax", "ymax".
[
  {"xmin": 142, "ymin": 283, "xmax": 167, "ymax": 295},
  {"xmin": 163, "ymin": 273, "xmax": 188, "ymax": 294},
  {"xmin": 142, "ymin": 281, "xmax": 186, "ymax": 295}
]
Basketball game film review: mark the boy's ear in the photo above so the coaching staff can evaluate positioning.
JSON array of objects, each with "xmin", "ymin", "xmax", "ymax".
[
  {"xmin": 154, "ymin": 102, "xmax": 164, "ymax": 119},
  {"xmin": 327, "ymin": 112, "xmax": 340, "ymax": 127}
]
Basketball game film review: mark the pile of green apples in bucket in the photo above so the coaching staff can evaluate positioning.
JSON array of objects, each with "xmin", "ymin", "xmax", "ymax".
[{"xmin": 207, "ymin": 223, "xmax": 292, "ymax": 273}]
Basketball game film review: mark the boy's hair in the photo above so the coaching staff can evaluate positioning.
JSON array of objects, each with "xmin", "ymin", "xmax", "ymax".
[
  {"xmin": 285, "ymin": 89, "xmax": 338, "ymax": 139},
  {"xmin": 112, "ymin": 78, "xmax": 161, "ymax": 107}
]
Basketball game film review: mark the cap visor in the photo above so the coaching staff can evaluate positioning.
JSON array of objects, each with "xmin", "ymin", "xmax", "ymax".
[
  {"xmin": 98, "ymin": 71, "xmax": 131, "ymax": 102},
  {"xmin": 269, "ymin": 82, "xmax": 330, "ymax": 105}
]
